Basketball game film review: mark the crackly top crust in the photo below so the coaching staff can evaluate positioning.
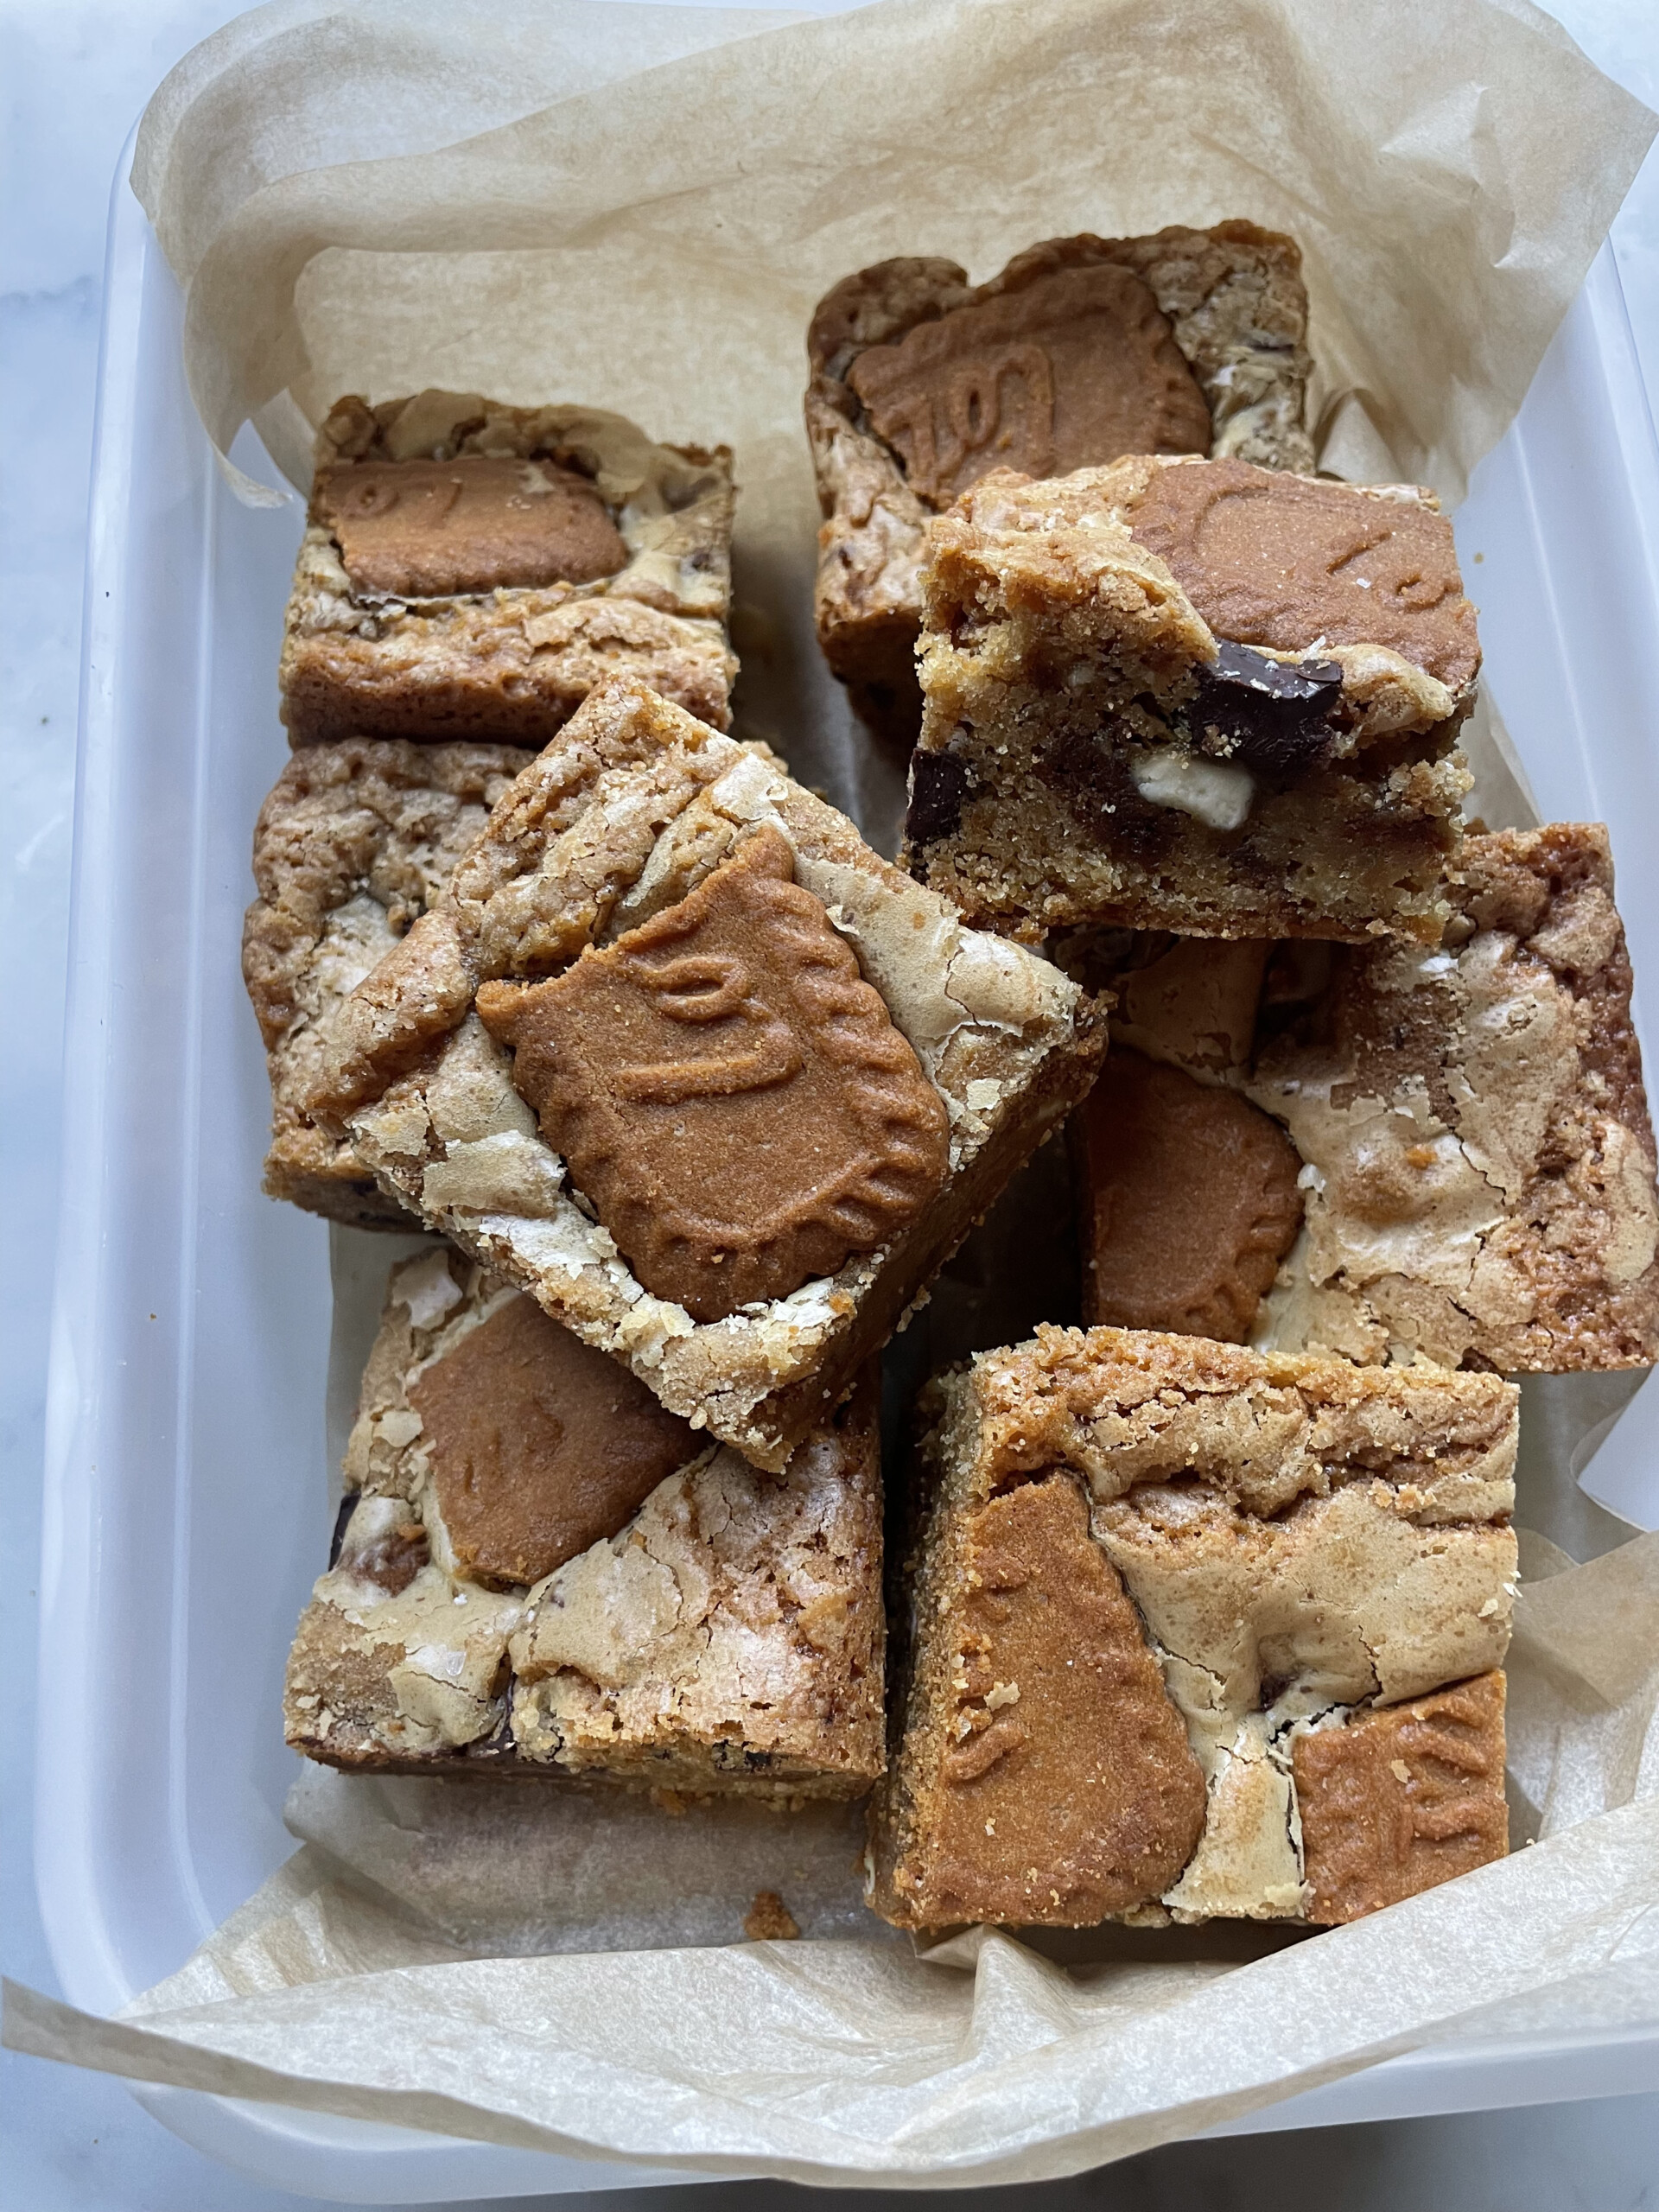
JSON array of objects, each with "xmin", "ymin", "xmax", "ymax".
[
  {"xmin": 299, "ymin": 677, "xmax": 1099, "ymax": 1467},
  {"xmin": 807, "ymin": 225, "xmax": 1313, "ymax": 683},
  {"xmin": 242, "ymin": 738, "xmax": 533, "ymax": 1224},
  {"xmin": 905, "ymin": 1324, "xmax": 1516, "ymax": 1922},
  {"xmin": 1251, "ymin": 823, "xmax": 1659, "ymax": 1370},
  {"xmin": 285, "ymin": 1248, "xmax": 886, "ymax": 1789}
]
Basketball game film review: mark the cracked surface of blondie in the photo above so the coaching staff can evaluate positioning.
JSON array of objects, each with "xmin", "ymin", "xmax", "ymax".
[
  {"xmin": 281, "ymin": 390, "xmax": 737, "ymax": 746},
  {"xmin": 243, "ymin": 738, "xmax": 532, "ymax": 1226},
  {"xmin": 868, "ymin": 1325, "xmax": 1514, "ymax": 1929},
  {"xmin": 302, "ymin": 677, "xmax": 1103, "ymax": 1469},
  {"xmin": 284, "ymin": 1248, "xmax": 886, "ymax": 1800}
]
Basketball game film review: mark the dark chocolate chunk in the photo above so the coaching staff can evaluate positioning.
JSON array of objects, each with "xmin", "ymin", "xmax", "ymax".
[
  {"xmin": 906, "ymin": 747, "xmax": 973, "ymax": 844},
  {"xmin": 1185, "ymin": 642, "xmax": 1341, "ymax": 776},
  {"xmin": 328, "ymin": 1491, "xmax": 359, "ymax": 1569}
]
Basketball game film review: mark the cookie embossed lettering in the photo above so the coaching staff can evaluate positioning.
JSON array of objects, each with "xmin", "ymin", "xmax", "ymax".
[
  {"xmin": 315, "ymin": 453, "xmax": 628, "ymax": 599},
  {"xmin": 1128, "ymin": 459, "xmax": 1479, "ymax": 692},
  {"xmin": 476, "ymin": 825, "xmax": 951, "ymax": 1322},
  {"xmin": 1294, "ymin": 1672, "xmax": 1508, "ymax": 1924},
  {"xmin": 847, "ymin": 263, "xmax": 1211, "ymax": 507}
]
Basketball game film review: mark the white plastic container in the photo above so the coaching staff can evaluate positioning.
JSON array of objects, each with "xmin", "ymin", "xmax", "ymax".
[{"xmin": 36, "ymin": 131, "xmax": 1659, "ymax": 2209}]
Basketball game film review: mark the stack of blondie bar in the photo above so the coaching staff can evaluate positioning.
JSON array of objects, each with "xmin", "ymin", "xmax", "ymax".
[{"xmin": 246, "ymin": 223, "xmax": 1659, "ymax": 1939}]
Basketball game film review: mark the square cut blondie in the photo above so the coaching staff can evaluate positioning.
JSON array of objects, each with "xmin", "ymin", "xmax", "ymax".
[
  {"xmin": 302, "ymin": 676, "xmax": 1105, "ymax": 1469},
  {"xmin": 903, "ymin": 455, "xmax": 1478, "ymax": 944},
  {"xmin": 244, "ymin": 739, "xmax": 534, "ymax": 1227},
  {"xmin": 1060, "ymin": 824, "xmax": 1659, "ymax": 1368},
  {"xmin": 808, "ymin": 223, "xmax": 1313, "ymax": 729},
  {"xmin": 284, "ymin": 1247, "xmax": 885, "ymax": 1800},
  {"xmin": 280, "ymin": 391, "xmax": 737, "ymax": 747},
  {"xmin": 868, "ymin": 1327, "xmax": 1515, "ymax": 1929}
]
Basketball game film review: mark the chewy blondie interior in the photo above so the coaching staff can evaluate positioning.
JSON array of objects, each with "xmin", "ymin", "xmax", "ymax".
[
  {"xmin": 808, "ymin": 222, "xmax": 1313, "ymax": 733},
  {"xmin": 302, "ymin": 675, "xmax": 1104, "ymax": 1470},
  {"xmin": 869, "ymin": 1326, "xmax": 1515, "ymax": 1929},
  {"xmin": 285, "ymin": 1248, "xmax": 886, "ymax": 1799},
  {"xmin": 904, "ymin": 455, "xmax": 1478, "ymax": 944},
  {"xmin": 280, "ymin": 391, "xmax": 737, "ymax": 747}
]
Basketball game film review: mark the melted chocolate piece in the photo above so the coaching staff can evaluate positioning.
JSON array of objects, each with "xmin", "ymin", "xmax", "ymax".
[
  {"xmin": 906, "ymin": 748, "xmax": 973, "ymax": 845},
  {"xmin": 1185, "ymin": 642, "xmax": 1341, "ymax": 777},
  {"xmin": 328, "ymin": 1491, "xmax": 359, "ymax": 1569}
]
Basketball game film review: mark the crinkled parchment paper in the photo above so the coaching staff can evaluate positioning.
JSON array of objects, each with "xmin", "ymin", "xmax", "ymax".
[{"xmin": 8, "ymin": 0, "xmax": 1659, "ymax": 2186}]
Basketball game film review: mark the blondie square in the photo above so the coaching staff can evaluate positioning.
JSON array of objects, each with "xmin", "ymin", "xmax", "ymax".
[
  {"xmin": 243, "ymin": 738, "xmax": 533, "ymax": 1227},
  {"xmin": 280, "ymin": 391, "xmax": 737, "ymax": 746},
  {"xmin": 302, "ymin": 677, "xmax": 1105, "ymax": 1469},
  {"xmin": 284, "ymin": 1247, "xmax": 886, "ymax": 1800},
  {"xmin": 1062, "ymin": 824, "xmax": 1659, "ymax": 1367},
  {"xmin": 903, "ymin": 455, "xmax": 1478, "ymax": 944},
  {"xmin": 808, "ymin": 223, "xmax": 1313, "ymax": 727},
  {"xmin": 868, "ymin": 1327, "xmax": 1515, "ymax": 1929}
]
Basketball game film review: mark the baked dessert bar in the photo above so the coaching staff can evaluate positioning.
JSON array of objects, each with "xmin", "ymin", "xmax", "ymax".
[
  {"xmin": 244, "ymin": 739, "xmax": 533, "ymax": 1227},
  {"xmin": 808, "ymin": 223, "xmax": 1313, "ymax": 728},
  {"xmin": 868, "ymin": 1327, "xmax": 1515, "ymax": 1929},
  {"xmin": 285, "ymin": 1247, "xmax": 885, "ymax": 1800},
  {"xmin": 302, "ymin": 676, "xmax": 1106, "ymax": 1470},
  {"xmin": 1063, "ymin": 825, "xmax": 1659, "ymax": 1368},
  {"xmin": 280, "ymin": 391, "xmax": 737, "ymax": 747},
  {"xmin": 903, "ymin": 455, "xmax": 1478, "ymax": 944}
]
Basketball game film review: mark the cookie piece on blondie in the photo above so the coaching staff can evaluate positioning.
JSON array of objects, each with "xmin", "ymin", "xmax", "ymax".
[
  {"xmin": 284, "ymin": 1248, "xmax": 886, "ymax": 1799},
  {"xmin": 243, "ymin": 738, "xmax": 533, "ymax": 1226},
  {"xmin": 904, "ymin": 455, "xmax": 1477, "ymax": 943},
  {"xmin": 808, "ymin": 223, "xmax": 1313, "ymax": 725},
  {"xmin": 281, "ymin": 391, "xmax": 737, "ymax": 746},
  {"xmin": 302, "ymin": 676, "xmax": 1105, "ymax": 1469},
  {"xmin": 868, "ymin": 1326, "xmax": 1514, "ymax": 1929}
]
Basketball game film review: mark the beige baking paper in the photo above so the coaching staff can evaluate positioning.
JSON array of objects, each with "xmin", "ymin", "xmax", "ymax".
[{"xmin": 9, "ymin": 0, "xmax": 1659, "ymax": 2186}]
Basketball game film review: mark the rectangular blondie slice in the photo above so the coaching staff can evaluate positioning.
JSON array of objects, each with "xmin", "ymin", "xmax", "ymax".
[
  {"xmin": 903, "ymin": 455, "xmax": 1478, "ymax": 943},
  {"xmin": 808, "ymin": 223, "xmax": 1313, "ymax": 731},
  {"xmin": 1061, "ymin": 824, "xmax": 1659, "ymax": 1368},
  {"xmin": 244, "ymin": 739, "xmax": 534, "ymax": 1227},
  {"xmin": 285, "ymin": 1248, "xmax": 885, "ymax": 1800},
  {"xmin": 302, "ymin": 676, "xmax": 1104, "ymax": 1469},
  {"xmin": 868, "ymin": 1327, "xmax": 1515, "ymax": 1929},
  {"xmin": 280, "ymin": 391, "xmax": 737, "ymax": 746}
]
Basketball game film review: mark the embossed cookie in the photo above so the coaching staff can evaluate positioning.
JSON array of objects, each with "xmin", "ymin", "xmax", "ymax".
[
  {"xmin": 868, "ymin": 1326, "xmax": 1516, "ymax": 1929},
  {"xmin": 282, "ymin": 390, "xmax": 737, "ymax": 746},
  {"xmin": 808, "ymin": 223, "xmax": 1313, "ymax": 728},
  {"xmin": 903, "ymin": 454, "xmax": 1477, "ymax": 944},
  {"xmin": 313, "ymin": 454, "xmax": 629, "ymax": 600},
  {"xmin": 477, "ymin": 827, "xmax": 950, "ymax": 1320},
  {"xmin": 302, "ymin": 677, "xmax": 1105, "ymax": 1470},
  {"xmin": 284, "ymin": 1247, "xmax": 887, "ymax": 1798},
  {"xmin": 1072, "ymin": 1047, "xmax": 1302, "ymax": 1339},
  {"xmin": 1294, "ymin": 1672, "xmax": 1509, "ymax": 1923}
]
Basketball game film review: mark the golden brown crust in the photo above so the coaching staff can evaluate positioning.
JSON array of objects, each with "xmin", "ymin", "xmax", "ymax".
[
  {"xmin": 1295, "ymin": 1672, "xmax": 1508, "ymax": 1923},
  {"xmin": 242, "ymin": 738, "xmax": 533, "ymax": 1226}
]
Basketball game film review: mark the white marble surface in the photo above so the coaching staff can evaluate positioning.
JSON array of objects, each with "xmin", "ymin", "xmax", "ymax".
[{"xmin": 4, "ymin": 3, "xmax": 1659, "ymax": 2207}]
